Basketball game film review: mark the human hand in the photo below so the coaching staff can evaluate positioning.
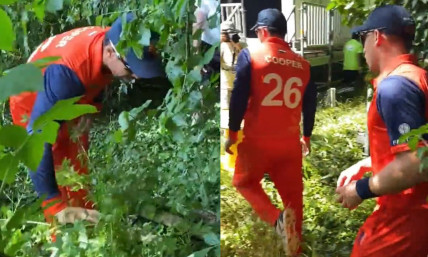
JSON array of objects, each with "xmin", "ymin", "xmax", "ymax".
[
  {"xmin": 224, "ymin": 137, "xmax": 237, "ymax": 155},
  {"xmin": 55, "ymin": 207, "xmax": 100, "ymax": 224},
  {"xmin": 300, "ymin": 136, "xmax": 310, "ymax": 157},
  {"xmin": 335, "ymin": 181, "xmax": 363, "ymax": 210}
]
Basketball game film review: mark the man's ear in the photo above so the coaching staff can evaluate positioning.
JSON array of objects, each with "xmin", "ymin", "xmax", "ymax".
[
  {"xmin": 375, "ymin": 30, "xmax": 384, "ymax": 47},
  {"xmin": 104, "ymin": 45, "xmax": 115, "ymax": 57}
]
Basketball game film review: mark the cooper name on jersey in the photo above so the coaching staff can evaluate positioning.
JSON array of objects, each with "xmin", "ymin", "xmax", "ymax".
[{"xmin": 264, "ymin": 55, "xmax": 303, "ymax": 69}]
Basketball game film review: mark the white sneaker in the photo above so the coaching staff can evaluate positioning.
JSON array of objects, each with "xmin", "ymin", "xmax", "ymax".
[{"xmin": 275, "ymin": 208, "xmax": 300, "ymax": 256}]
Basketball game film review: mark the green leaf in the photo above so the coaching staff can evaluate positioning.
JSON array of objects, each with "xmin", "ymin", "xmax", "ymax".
[
  {"xmin": 39, "ymin": 121, "xmax": 60, "ymax": 144},
  {"xmin": 113, "ymin": 130, "xmax": 123, "ymax": 143},
  {"xmin": 172, "ymin": 127, "xmax": 184, "ymax": 142},
  {"xmin": 0, "ymin": 154, "xmax": 18, "ymax": 184},
  {"xmin": 0, "ymin": 63, "xmax": 43, "ymax": 102},
  {"xmin": 0, "ymin": 8, "xmax": 15, "ymax": 51},
  {"xmin": 118, "ymin": 111, "xmax": 130, "ymax": 131},
  {"xmin": 0, "ymin": 125, "xmax": 28, "ymax": 148},
  {"xmin": 45, "ymin": 0, "xmax": 63, "ymax": 13},
  {"xmin": 32, "ymin": 0, "xmax": 45, "ymax": 22},
  {"xmin": 207, "ymin": 12, "xmax": 218, "ymax": 29},
  {"xmin": 408, "ymin": 136, "xmax": 419, "ymax": 151},
  {"xmin": 166, "ymin": 61, "xmax": 185, "ymax": 85},
  {"xmin": 202, "ymin": 43, "xmax": 218, "ymax": 66},
  {"xmin": 172, "ymin": 114, "xmax": 187, "ymax": 127},
  {"xmin": 139, "ymin": 25, "xmax": 151, "ymax": 46},
  {"xmin": 165, "ymin": 117, "xmax": 184, "ymax": 142},
  {"xmin": 5, "ymin": 206, "xmax": 26, "ymax": 230},
  {"xmin": 132, "ymin": 44, "xmax": 143, "ymax": 60},
  {"xmin": 174, "ymin": 0, "xmax": 187, "ymax": 18},
  {"xmin": 203, "ymin": 232, "xmax": 220, "ymax": 246},
  {"xmin": 129, "ymin": 100, "xmax": 151, "ymax": 119},
  {"xmin": 187, "ymin": 91, "xmax": 202, "ymax": 109},
  {"xmin": 417, "ymin": 147, "xmax": 428, "ymax": 160},
  {"xmin": 326, "ymin": 2, "xmax": 336, "ymax": 10},
  {"xmin": 17, "ymin": 133, "xmax": 45, "ymax": 170},
  {"xmin": 187, "ymin": 246, "xmax": 213, "ymax": 257},
  {"xmin": 33, "ymin": 97, "xmax": 97, "ymax": 131},
  {"xmin": 188, "ymin": 69, "xmax": 202, "ymax": 83},
  {"xmin": 344, "ymin": 2, "xmax": 354, "ymax": 10},
  {"xmin": 96, "ymin": 15, "xmax": 103, "ymax": 26},
  {"xmin": 0, "ymin": 0, "xmax": 17, "ymax": 5},
  {"xmin": 32, "ymin": 56, "xmax": 61, "ymax": 69},
  {"xmin": 4, "ymin": 230, "xmax": 25, "ymax": 256}
]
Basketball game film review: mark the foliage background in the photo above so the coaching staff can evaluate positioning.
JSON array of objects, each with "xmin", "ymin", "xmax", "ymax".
[{"xmin": 0, "ymin": 0, "xmax": 220, "ymax": 256}]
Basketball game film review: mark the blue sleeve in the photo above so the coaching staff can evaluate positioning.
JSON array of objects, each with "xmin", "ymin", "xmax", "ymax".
[
  {"xmin": 302, "ymin": 76, "xmax": 317, "ymax": 137},
  {"xmin": 376, "ymin": 75, "xmax": 426, "ymax": 146},
  {"xmin": 27, "ymin": 64, "xmax": 85, "ymax": 200},
  {"xmin": 229, "ymin": 48, "xmax": 251, "ymax": 132}
]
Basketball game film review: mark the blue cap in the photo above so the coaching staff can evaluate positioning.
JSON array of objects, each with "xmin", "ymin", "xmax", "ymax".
[
  {"xmin": 351, "ymin": 5, "xmax": 415, "ymax": 40},
  {"xmin": 106, "ymin": 13, "xmax": 165, "ymax": 78},
  {"xmin": 250, "ymin": 8, "xmax": 287, "ymax": 35}
]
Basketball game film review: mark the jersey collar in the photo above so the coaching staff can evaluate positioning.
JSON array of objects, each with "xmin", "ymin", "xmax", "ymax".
[
  {"xmin": 373, "ymin": 54, "xmax": 416, "ymax": 89},
  {"xmin": 382, "ymin": 54, "xmax": 416, "ymax": 75},
  {"xmin": 265, "ymin": 37, "xmax": 291, "ymax": 49}
]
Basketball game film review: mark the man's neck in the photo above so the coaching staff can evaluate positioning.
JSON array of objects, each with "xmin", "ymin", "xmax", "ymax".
[{"xmin": 378, "ymin": 48, "xmax": 408, "ymax": 77}]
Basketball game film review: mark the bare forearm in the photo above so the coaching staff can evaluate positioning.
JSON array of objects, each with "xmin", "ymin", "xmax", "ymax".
[{"xmin": 369, "ymin": 151, "xmax": 428, "ymax": 195}]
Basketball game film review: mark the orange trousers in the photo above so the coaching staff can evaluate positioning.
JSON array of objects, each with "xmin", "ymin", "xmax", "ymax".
[
  {"xmin": 10, "ymin": 98, "xmax": 93, "ymax": 222},
  {"xmin": 232, "ymin": 138, "xmax": 303, "ymax": 237}
]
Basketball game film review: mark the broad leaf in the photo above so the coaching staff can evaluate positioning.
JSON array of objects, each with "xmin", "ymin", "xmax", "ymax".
[
  {"xmin": 138, "ymin": 25, "xmax": 151, "ymax": 46},
  {"xmin": 0, "ymin": 8, "xmax": 15, "ymax": 51},
  {"xmin": 17, "ymin": 133, "xmax": 45, "ymax": 170},
  {"xmin": 39, "ymin": 121, "xmax": 60, "ymax": 144},
  {"xmin": 118, "ymin": 111, "xmax": 130, "ymax": 131},
  {"xmin": 33, "ymin": 97, "xmax": 97, "ymax": 131},
  {"xmin": 203, "ymin": 232, "xmax": 219, "ymax": 246},
  {"xmin": 0, "ymin": 153, "xmax": 19, "ymax": 184},
  {"xmin": 202, "ymin": 43, "xmax": 218, "ymax": 66},
  {"xmin": 0, "ymin": 125, "xmax": 28, "ymax": 148},
  {"xmin": 187, "ymin": 246, "xmax": 213, "ymax": 257},
  {"xmin": 32, "ymin": 0, "xmax": 45, "ymax": 22},
  {"xmin": 32, "ymin": 56, "xmax": 61, "ymax": 69},
  {"xmin": 0, "ymin": 63, "xmax": 43, "ymax": 102},
  {"xmin": 174, "ymin": 0, "xmax": 187, "ymax": 18}
]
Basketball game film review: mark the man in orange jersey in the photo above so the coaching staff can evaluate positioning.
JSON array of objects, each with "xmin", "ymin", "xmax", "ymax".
[
  {"xmin": 335, "ymin": 5, "xmax": 428, "ymax": 257},
  {"xmin": 9, "ymin": 14, "xmax": 164, "ymax": 225},
  {"xmin": 224, "ymin": 8, "xmax": 317, "ymax": 256}
]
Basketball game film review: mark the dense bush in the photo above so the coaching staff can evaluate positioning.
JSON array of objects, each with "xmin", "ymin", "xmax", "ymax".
[{"xmin": 0, "ymin": 0, "xmax": 220, "ymax": 256}]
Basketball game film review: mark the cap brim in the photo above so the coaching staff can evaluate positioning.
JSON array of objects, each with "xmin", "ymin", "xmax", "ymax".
[
  {"xmin": 126, "ymin": 48, "xmax": 165, "ymax": 79},
  {"xmin": 250, "ymin": 23, "xmax": 258, "ymax": 31},
  {"xmin": 351, "ymin": 24, "xmax": 370, "ymax": 35}
]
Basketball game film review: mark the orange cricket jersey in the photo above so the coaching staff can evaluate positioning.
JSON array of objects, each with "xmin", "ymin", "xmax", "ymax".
[
  {"xmin": 9, "ymin": 26, "xmax": 112, "ymax": 124},
  {"xmin": 368, "ymin": 54, "xmax": 428, "ymax": 208},
  {"xmin": 243, "ymin": 37, "xmax": 311, "ymax": 140}
]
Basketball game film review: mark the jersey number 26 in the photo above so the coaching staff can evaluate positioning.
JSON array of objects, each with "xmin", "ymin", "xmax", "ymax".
[{"xmin": 261, "ymin": 73, "xmax": 303, "ymax": 109}]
